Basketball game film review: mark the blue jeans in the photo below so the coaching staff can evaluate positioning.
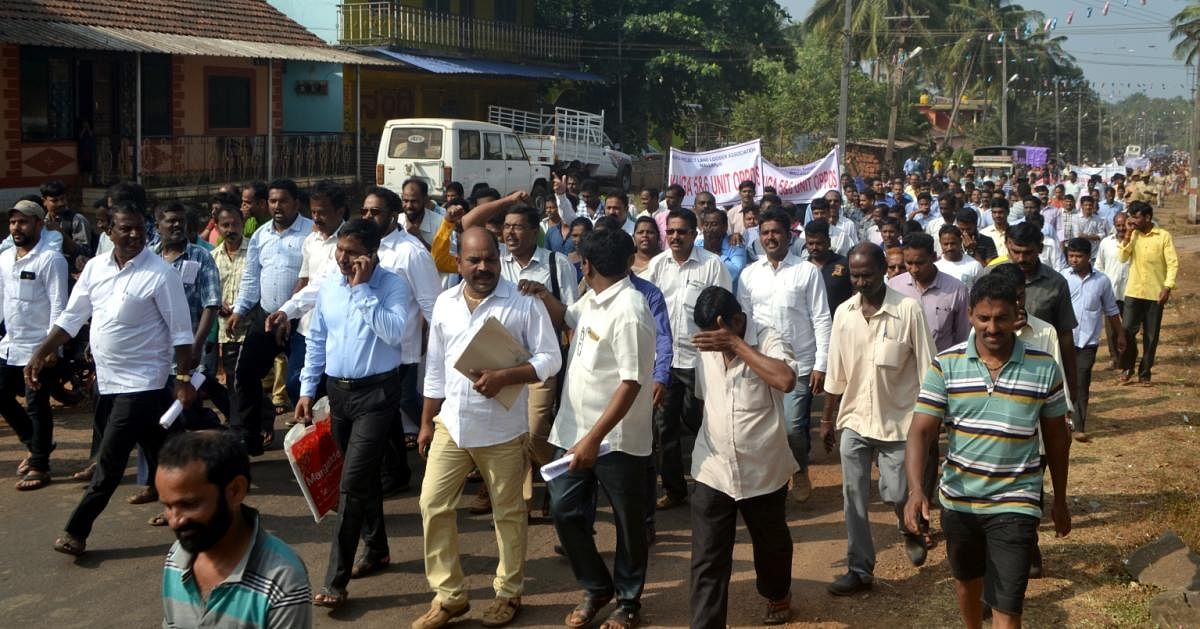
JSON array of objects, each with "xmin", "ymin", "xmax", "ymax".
[
  {"xmin": 782, "ymin": 373, "xmax": 814, "ymax": 472},
  {"xmin": 549, "ymin": 449, "xmax": 649, "ymax": 610},
  {"xmin": 285, "ymin": 331, "xmax": 307, "ymax": 407}
]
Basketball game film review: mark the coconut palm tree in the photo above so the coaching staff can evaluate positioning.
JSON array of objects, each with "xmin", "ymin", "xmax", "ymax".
[{"xmin": 1169, "ymin": 2, "xmax": 1200, "ymax": 65}]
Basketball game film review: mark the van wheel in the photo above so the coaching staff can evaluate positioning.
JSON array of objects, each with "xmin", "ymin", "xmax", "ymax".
[
  {"xmin": 530, "ymin": 183, "xmax": 548, "ymax": 211},
  {"xmin": 619, "ymin": 166, "xmax": 632, "ymax": 192}
]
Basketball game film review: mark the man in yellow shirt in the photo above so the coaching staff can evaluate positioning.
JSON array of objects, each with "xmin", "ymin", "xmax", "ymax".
[{"xmin": 1118, "ymin": 201, "xmax": 1178, "ymax": 386}]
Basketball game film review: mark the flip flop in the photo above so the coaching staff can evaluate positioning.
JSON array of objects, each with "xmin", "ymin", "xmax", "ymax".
[
  {"xmin": 16, "ymin": 470, "xmax": 50, "ymax": 491},
  {"xmin": 565, "ymin": 594, "xmax": 612, "ymax": 628},
  {"xmin": 148, "ymin": 513, "xmax": 168, "ymax": 527},
  {"xmin": 312, "ymin": 587, "xmax": 348, "ymax": 609},
  {"xmin": 70, "ymin": 462, "xmax": 96, "ymax": 483},
  {"xmin": 16, "ymin": 456, "xmax": 31, "ymax": 477}
]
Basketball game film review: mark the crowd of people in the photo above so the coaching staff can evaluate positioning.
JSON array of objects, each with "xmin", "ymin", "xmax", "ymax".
[{"xmin": 0, "ymin": 162, "xmax": 1180, "ymax": 628}]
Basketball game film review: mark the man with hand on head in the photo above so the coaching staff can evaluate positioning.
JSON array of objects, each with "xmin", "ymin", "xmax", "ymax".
[{"xmin": 296, "ymin": 219, "xmax": 411, "ymax": 610}]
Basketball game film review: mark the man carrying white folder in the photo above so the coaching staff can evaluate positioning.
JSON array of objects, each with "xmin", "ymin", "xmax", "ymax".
[{"xmin": 414, "ymin": 227, "xmax": 560, "ymax": 629}]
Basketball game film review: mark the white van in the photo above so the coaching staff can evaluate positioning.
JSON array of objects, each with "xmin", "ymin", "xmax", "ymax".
[{"xmin": 376, "ymin": 118, "xmax": 551, "ymax": 203}]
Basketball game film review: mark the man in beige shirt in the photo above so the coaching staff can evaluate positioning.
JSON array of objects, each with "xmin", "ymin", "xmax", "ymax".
[
  {"xmin": 820, "ymin": 242, "xmax": 935, "ymax": 596},
  {"xmin": 689, "ymin": 286, "xmax": 799, "ymax": 628}
]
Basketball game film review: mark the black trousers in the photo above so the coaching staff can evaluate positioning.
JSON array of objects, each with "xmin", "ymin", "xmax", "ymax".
[
  {"xmin": 1121, "ymin": 297, "xmax": 1163, "ymax": 381},
  {"xmin": 654, "ymin": 367, "xmax": 702, "ymax": 500},
  {"xmin": 0, "ymin": 362, "xmax": 53, "ymax": 472},
  {"xmin": 324, "ymin": 370, "xmax": 403, "ymax": 591},
  {"xmin": 66, "ymin": 388, "xmax": 173, "ymax": 540},
  {"xmin": 380, "ymin": 363, "xmax": 418, "ymax": 490},
  {"xmin": 1105, "ymin": 300, "xmax": 1124, "ymax": 367},
  {"xmin": 689, "ymin": 482, "xmax": 791, "ymax": 629},
  {"xmin": 231, "ymin": 324, "xmax": 293, "ymax": 455},
  {"xmin": 1074, "ymin": 346, "xmax": 1098, "ymax": 433}
]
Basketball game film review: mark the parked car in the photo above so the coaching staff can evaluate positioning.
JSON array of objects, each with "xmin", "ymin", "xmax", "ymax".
[
  {"xmin": 488, "ymin": 106, "xmax": 634, "ymax": 191},
  {"xmin": 375, "ymin": 118, "xmax": 551, "ymax": 204}
]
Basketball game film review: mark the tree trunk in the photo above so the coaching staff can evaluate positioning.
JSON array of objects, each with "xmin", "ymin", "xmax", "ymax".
[
  {"xmin": 939, "ymin": 52, "xmax": 978, "ymax": 154},
  {"xmin": 884, "ymin": 63, "xmax": 901, "ymax": 176}
]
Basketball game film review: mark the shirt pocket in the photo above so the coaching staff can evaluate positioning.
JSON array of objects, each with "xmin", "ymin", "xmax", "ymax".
[
  {"xmin": 874, "ymin": 338, "xmax": 910, "ymax": 369},
  {"xmin": 17, "ymin": 277, "xmax": 37, "ymax": 302},
  {"xmin": 732, "ymin": 371, "xmax": 772, "ymax": 413}
]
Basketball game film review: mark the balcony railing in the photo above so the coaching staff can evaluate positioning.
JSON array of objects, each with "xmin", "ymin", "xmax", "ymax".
[
  {"xmin": 95, "ymin": 133, "xmax": 359, "ymax": 188},
  {"xmin": 338, "ymin": 2, "xmax": 579, "ymax": 63}
]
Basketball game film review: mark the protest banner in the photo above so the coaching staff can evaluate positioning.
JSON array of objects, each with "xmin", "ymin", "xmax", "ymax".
[
  {"xmin": 761, "ymin": 148, "xmax": 842, "ymax": 205},
  {"xmin": 667, "ymin": 139, "xmax": 762, "ymax": 207}
]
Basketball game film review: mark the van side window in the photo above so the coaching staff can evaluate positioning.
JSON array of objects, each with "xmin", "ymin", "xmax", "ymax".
[
  {"xmin": 503, "ymin": 134, "xmax": 526, "ymax": 160},
  {"xmin": 459, "ymin": 130, "xmax": 480, "ymax": 160},
  {"xmin": 484, "ymin": 132, "xmax": 503, "ymax": 160}
]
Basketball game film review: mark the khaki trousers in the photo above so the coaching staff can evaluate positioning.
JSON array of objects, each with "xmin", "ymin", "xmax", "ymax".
[
  {"xmin": 420, "ymin": 419, "xmax": 529, "ymax": 605},
  {"xmin": 523, "ymin": 377, "xmax": 558, "ymax": 501}
]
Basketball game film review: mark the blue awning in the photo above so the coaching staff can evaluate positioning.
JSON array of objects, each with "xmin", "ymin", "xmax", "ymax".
[{"xmin": 369, "ymin": 48, "xmax": 602, "ymax": 82}]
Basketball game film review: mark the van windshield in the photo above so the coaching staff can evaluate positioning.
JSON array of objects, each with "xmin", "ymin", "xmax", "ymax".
[{"xmin": 387, "ymin": 127, "xmax": 443, "ymax": 159}]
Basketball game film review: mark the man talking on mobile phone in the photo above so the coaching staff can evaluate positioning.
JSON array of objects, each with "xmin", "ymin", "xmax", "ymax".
[{"xmin": 294, "ymin": 219, "xmax": 412, "ymax": 610}]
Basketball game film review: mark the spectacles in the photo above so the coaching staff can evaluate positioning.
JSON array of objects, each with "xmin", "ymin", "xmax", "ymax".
[{"xmin": 664, "ymin": 228, "xmax": 693, "ymax": 236}]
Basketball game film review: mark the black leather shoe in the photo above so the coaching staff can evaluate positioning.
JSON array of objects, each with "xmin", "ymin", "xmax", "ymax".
[
  {"xmin": 827, "ymin": 572, "xmax": 872, "ymax": 596},
  {"xmin": 904, "ymin": 533, "xmax": 928, "ymax": 566}
]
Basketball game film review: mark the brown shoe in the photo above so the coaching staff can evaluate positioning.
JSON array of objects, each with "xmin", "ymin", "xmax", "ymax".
[
  {"xmin": 790, "ymin": 470, "xmax": 812, "ymax": 503},
  {"xmin": 127, "ymin": 486, "xmax": 158, "ymax": 505},
  {"xmin": 1073, "ymin": 432, "xmax": 1091, "ymax": 443},
  {"xmin": 411, "ymin": 599, "xmax": 470, "ymax": 629},
  {"xmin": 480, "ymin": 597, "xmax": 521, "ymax": 627},
  {"xmin": 468, "ymin": 485, "xmax": 492, "ymax": 515}
]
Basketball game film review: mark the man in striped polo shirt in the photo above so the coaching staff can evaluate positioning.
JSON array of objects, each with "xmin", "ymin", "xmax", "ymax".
[
  {"xmin": 903, "ymin": 272, "xmax": 1072, "ymax": 629},
  {"xmin": 159, "ymin": 431, "xmax": 311, "ymax": 628}
]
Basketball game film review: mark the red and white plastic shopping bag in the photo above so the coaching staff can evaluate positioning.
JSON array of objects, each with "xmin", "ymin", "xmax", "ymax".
[{"xmin": 284, "ymin": 398, "xmax": 343, "ymax": 522}]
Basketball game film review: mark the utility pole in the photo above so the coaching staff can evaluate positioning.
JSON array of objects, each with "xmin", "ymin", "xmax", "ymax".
[
  {"xmin": 1190, "ymin": 61, "xmax": 1198, "ymax": 223},
  {"xmin": 1001, "ymin": 37, "xmax": 1008, "ymax": 145},
  {"xmin": 1034, "ymin": 90, "xmax": 1040, "ymax": 144},
  {"xmin": 1096, "ymin": 101, "xmax": 1103, "ymax": 163},
  {"xmin": 837, "ymin": 0, "xmax": 851, "ymax": 170},
  {"xmin": 1054, "ymin": 81, "xmax": 1061, "ymax": 161},
  {"xmin": 1076, "ymin": 89, "xmax": 1082, "ymax": 164},
  {"xmin": 617, "ymin": 0, "xmax": 624, "ymax": 131}
]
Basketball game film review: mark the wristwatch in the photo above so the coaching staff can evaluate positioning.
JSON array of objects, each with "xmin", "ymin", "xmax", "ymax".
[{"xmin": 175, "ymin": 373, "xmax": 192, "ymax": 383}]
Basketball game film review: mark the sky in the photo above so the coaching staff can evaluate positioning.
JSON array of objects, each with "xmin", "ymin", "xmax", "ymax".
[{"xmin": 778, "ymin": 0, "xmax": 1194, "ymax": 101}]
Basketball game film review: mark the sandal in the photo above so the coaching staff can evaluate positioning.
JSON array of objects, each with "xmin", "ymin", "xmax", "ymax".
[
  {"xmin": 762, "ymin": 594, "xmax": 792, "ymax": 625},
  {"xmin": 53, "ymin": 532, "xmax": 86, "ymax": 556},
  {"xmin": 149, "ymin": 513, "xmax": 168, "ymax": 527},
  {"xmin": 71, "ymin": 462, "xmax": 96, "ymax": 483},
  {"xmin": 599, "ymin": 606, "xmax": 641, "ymax": 629},
  {"xmin": 16, "ymin": 456, "xmax": 31, "ymax": 477},
  {"xmin": 16, "ymin": 470, "xmax": 50, "ymax": 491},
  {"xmin": 405, "ymin": 433, "xmax": 418, "ymax": 451},
  {"xmin": 261, "ymin": 430, "xmax": 275, "ymax": 449},
  {"xmin": 128, "ymin": 486, "xmax": 158, "ymax": 505},
  {"xmin": 481, "ymin": 596, "xmax": 521, "ymax": 627},
  {"xmin": 350, "ymin": 555, "xmax": 390, "ymax": 579},
  {"xmin": 312, "ymin": 587, "xmax": 348, "ymax": 609},
  {"xmin": 565, "ymin": 594, "xmax": 612, "ymax": 628}
]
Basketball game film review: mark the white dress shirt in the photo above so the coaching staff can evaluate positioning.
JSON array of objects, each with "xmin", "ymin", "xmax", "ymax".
[
  {"xmin": 1095, "ymin": 233, "xmax": 1130, "ymax": 301},
  {"xmin": 737, "ymin": 252, "xmax": 831, "ymax": 375},
  {"xmin": 551, "ymin": 277, "xmax": 655, "ymax": 456},
  {"xmin": 692, "ymin": 322, "xmax": 798, "ymax": 500},
  {"xmin": 423, "ymin": 279, "xmax": 561, "ymax": 448},
  {"xmin": 56, "ymin": 247, "xmax": 193, "ymax": 394},
  {"xmin": 377, "ymin": 227, "xmax": 442, "ymax": 365},
  {"xmin": 0, "ymin": 236, "xmax": 68, "ymax": 366},
  {"xmin": 499, "ymin": 246, "xmax": 579, "ymax": 307},
  {"xmin": 644, "ymin": 246, "xmax": 732, "ymax": 369},
  {"xmin": 278, "ymin": 223, "xmax": 342, "ymax": 336},
  {"xmin": 935, "ymin": 256, "xmax": 984, "ymax": 289}
]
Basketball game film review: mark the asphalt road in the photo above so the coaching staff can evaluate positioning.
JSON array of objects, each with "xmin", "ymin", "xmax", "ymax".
[{"xmin": 0, "ymin": 407, "xmax": 918, "ymax": 628}]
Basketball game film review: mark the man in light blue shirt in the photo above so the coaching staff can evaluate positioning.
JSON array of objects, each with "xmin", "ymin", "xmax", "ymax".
[
  {"xmin": 1097, "ymin": 186, "xmax": 1124, "ymax": 227},
  {"xmin": 696, "ymin": 206, "xmax": 748, "ymax": 293},
  {"xmin": 296, "ymin": 218, "xmax": 411, "ymax": 608},
  {"xmin": 1062, "ymin": 237, "xmax": 1123, "ymax": 443},
  {"xmin": 225, "ymin": 179, "xmax": 313, "ymax": 456}
]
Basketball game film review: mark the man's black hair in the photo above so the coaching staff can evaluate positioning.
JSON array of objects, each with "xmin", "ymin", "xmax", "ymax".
[
  {"xmin": 1065, "ymin": 237, "xmax": 1092, "ymax": 256},
  {"xmin": 158, "ymin": 430, "xmax": 251, "ymax": 489},
  {"xmin": 902, "ymin": 232, "xmax": 936, "ymax": 256},
  {"xmin": 758, "ymin": 209, "xmax": 792, "ymax": 234},
  {"xmin": 472, "ymin": 187, "xmax": 501, "ymax": 203},
  {"xmin": 969, "ymin": 270, "xmax": 1019, "ymax": 308},
  {"xmin": 809, "ymin": 197, "xmax": 830, "ymax": 211},
  {"xmin": 401, "ymin": 177, "xmax": 429, "ymax": 198},
  {"xmin": 267, "ymin": 178, "xmax": 300, "ymax": 201},
  {"xmin": 364, "ymin": 185, "xmax": 401, "ymax": 215},
  {"xmin": 339, "ymin": 218, "xmax": 382, "ymax": 254},
  {"xmin": 700, "ymin": 205, "xmax": 727, "ymax": 224},
  {"xmin": 578, "ymin": 227, "xmax": 634, "ymax": 278},
  {"xmin": 804, "ymin": 218, "xmax": 830, "ymax": 238},
  {"xmin": 446, "ymin": 181, "xmax": 465, "ymax": 198},
  {"xmin": 1128, "ymin": 200, "xmax": 1153, "ymax": 218},
  {"xmin": 310, "ymin": 179, "xmax": 347, "ymax": 212},
  {"xmin": 634, "ymin": 215, "xmax": 658, "ymax": 234},
  {"xmin": 694, "ymin": 286, "xmax": 742, "ymax": 329},
  {"xmin": 1006, "ymin": 221, "xmax": 1043, "ymax": 248},
  {"xmin": 738, "ymin": 180, "xmax": 756, "ymax": 192},
  {"xmin": 939, "ymin": 224, "xmax": 962, "ymax": 239},
  {"xmin": 40, "ymin": 180, "xmax": 67, "ymax": 198},
  {"xmin": 109, "ymin": 200, "xmax": 142, "ymax": 220},
  {"xmin": 210, "ymin": 191, "xmax": 240, "ymax": 211},
  {"xmin": 991, "ymin": 197, "xmax": 1010, "ymax": 212},
  {"xmin": 1022, "ymin": 195, "xmax": 1042, "ymax": 210},
  {"xmin": 107, "ymin": 180, "xmax": 147, "ymax": 214},
  {"xmin": 990, "ymin": 262, "xmax": 1026, "ymax": 290},
  {"xmin": 593, "ymin": 215, "xmax": 625, "ymax": 233},
  {"xmin": 247, "ymin": 180, "xmax": 269, "ymax": 202},
  {"xmin": 502, "ymin": 204, "xmax": 540, "ymax": 231},
  {"xmin": 569, "ymin": 216, "xmax": 594, "ymax": 233},
  {"xmin": 667, "ymin": 209, "xmax": 698, "ymax": 231},
  {"xmin": 607, "ymin": 191, "xmax": 629, "ymax": 207},
  {"xmin": 580, "ymin": 179, "xmax": 600, "ymax": 195},
  {"xmin": 665, "ymin": 184, "xmax": 685, "ymax": 197}
]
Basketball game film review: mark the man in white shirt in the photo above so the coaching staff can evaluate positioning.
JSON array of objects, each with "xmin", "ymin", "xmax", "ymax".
[
  {"xmin": 415, "ymin": 228, "xmax": 560, "ymax": 629},
  {"xmin": 1096, "ymin": 212, "xmax": 1131, "ymax": 370},
  {"xmin": 29, "ymin": 202, "xmax": 194, "ymax": 556},
  {"xmin": 689, "ymin": 286, "xmax": 799, "ymax": 628},
  {"xmin": 820, "ymin": 243, "xmax": 935, "ymax": 595},
  {"xmin": 604, "ymin": 192, "xmax": 637, "ymax": 235},
  {"xmin": 644, "ymin": 210, "xmax": 732, "ymax": 509},
  {"xmin": 0, "ymin": 200, "xmax": 68, "ymax": 490},
  {"xmin": 548, "ymin": 227, "xmax": 656, "ymax": 629},
  {"xmin": 934, "ymin": 225, "xmax": 984, "ymax": 289},
  {"xmin": 268, "ymin": 180, "xmax": 347, "ymax": 408},
  {"xmin": 361, "ymin": 185, "xmax": 442, "ymax": 492},
  {"xmin": 737, "ymin": 209, "xmax": 830, "ymax": 503},
  {"xmin": 808, "ymin": 198, "xmax": 855, "ymax": 257}
]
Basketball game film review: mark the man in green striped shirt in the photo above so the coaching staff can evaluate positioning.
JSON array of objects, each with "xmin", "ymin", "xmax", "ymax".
[{"xmin": 904, "ymin": 272, "xmax": 1071, "ymax": 629}]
